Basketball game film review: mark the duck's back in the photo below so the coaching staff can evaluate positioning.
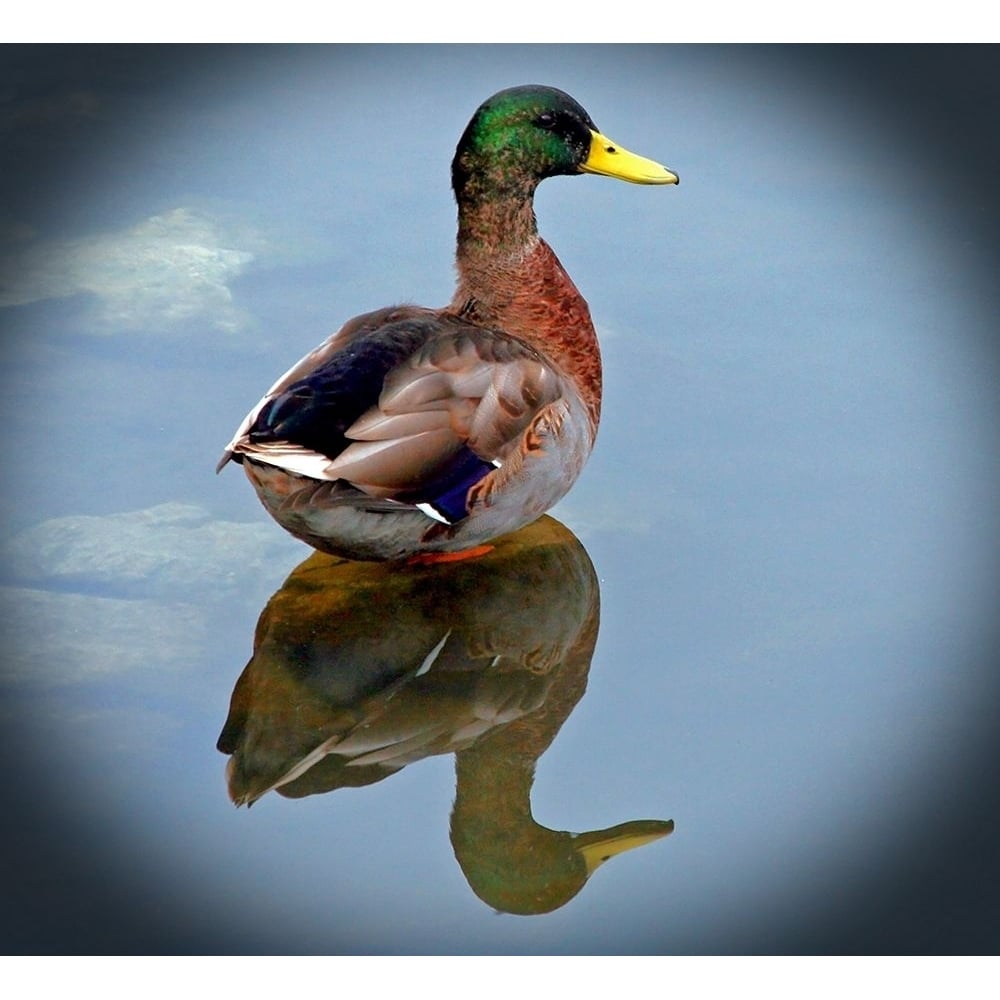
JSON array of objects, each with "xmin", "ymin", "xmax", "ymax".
[{"xmin": 222, "ymin": 307, "xmax": 594, "ymax": 560}]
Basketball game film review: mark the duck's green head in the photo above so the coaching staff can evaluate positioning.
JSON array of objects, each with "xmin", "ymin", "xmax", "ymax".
[{"xmin": 451, "ymin": 84, "xmax": 678, "ymax": 202}]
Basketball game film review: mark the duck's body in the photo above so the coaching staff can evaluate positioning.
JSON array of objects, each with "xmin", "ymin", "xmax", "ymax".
[{"xmin": 219, "ymin": 85, "xmax": 676, "ymax": 561}]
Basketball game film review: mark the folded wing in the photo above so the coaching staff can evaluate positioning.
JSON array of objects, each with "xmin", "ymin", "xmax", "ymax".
[{"xmin": 227, "ymin": 313, "xmax": 564, "ymax": 523}]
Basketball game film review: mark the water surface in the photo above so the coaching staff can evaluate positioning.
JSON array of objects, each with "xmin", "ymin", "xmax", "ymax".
[{"xmin": 1, "ymin": 45, "xmax": 998, "ymax": 954}]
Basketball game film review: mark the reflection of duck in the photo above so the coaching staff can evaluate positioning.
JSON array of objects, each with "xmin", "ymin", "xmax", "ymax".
[
  {"xmin": 217, "ymin": 516, "xmax": 672, "ymax": 914},
  {"xmin": 453, "ymin": 744, "xmax": 672, "ymax": 917},
  {"xmin": 217, "ymin": 86, "xmax": 677, "ymax": 561}
]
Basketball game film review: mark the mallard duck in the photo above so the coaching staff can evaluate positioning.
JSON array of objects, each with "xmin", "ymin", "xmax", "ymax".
[
  {"xmin": 218, "ymin": 85, "xmax": 677, "ymax": 561},
  {"xmin": 216, "ymin": 515, "xmax": 674, "ymax": 913}
]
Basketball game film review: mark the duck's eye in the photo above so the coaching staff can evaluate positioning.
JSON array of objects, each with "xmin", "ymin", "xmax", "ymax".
[{"xmin": 535, "ymin": 112, "xmax": 557, "ymax": 130}]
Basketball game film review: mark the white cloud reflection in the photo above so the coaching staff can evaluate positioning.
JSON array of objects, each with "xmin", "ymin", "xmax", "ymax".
[
  {"xmin": 2, "ymin": 501, "xmax": 298, "ymax": 600},
  {"xmin": 0, "ymin": 501, "xmax": 301, "ymax": 688},
  {"xmin": 0, "ymin": 585, "xmax": 208, "ymax": 686},
  {"xmin": 0, "ymin": 207, "xmax": 261, "ymax": 333}
]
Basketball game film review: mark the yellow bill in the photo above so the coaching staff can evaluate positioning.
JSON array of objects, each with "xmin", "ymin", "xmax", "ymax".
[
  {"xmin": 581, "ymin": 130, "xmax": 679, "ymax": 185},
  {"xmin": 575, "ymin": 818, "xmax": 675, "ymax": 875}
]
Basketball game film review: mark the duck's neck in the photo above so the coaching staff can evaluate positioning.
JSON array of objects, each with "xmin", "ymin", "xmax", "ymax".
[{"xmin": 449, "ymin": 191, "xmax": 602, "ymax": 427}]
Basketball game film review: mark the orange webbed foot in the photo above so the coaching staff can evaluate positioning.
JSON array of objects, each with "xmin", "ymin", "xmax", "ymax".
[{"xmin": 406, "ymin": 545, "xmax": 495, "ymax": 567}]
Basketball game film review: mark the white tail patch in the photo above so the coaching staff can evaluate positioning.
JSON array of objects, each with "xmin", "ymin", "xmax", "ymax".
[{"xmin": 416, "ymin": 502, "xmax": 451, "ymax": 524}]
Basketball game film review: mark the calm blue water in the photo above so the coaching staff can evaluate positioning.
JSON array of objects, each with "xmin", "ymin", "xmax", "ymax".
[{"xmin": 1, "ymin": 45, "xmax": 998, "ymax": 954}]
